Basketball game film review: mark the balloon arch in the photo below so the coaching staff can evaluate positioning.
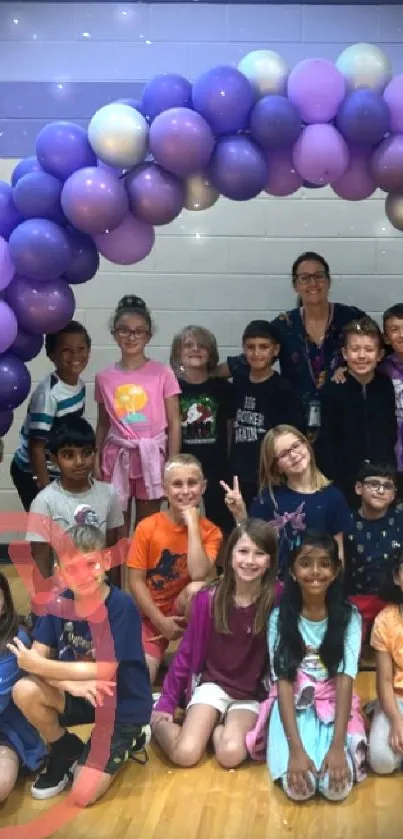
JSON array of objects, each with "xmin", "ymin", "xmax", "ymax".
[{"xmin": 0, "ymin": 42, "xmax": 402, "ymax": 433}]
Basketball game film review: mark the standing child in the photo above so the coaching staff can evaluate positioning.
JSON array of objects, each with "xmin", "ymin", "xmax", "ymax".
[
  {"xmin": 11, "ymin": 321, "xmax": 91, "ymax": 511},
  {"xmin": 170, "ymin": 325, "xmax": 234, "ymax": 533},
  {"xmin": 94, "ymin": 295, "xmax": 181, "ymax": 530},
  {"xmin": 151, "ymin": 519, "xmax": 277, "ymax": 769},
  {"xmin": 381, "ymin": 304, "xmax": 403, "ymax": 495}
]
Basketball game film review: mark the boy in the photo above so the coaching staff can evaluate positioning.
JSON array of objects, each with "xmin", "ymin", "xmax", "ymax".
[
  {"xmin": 316, "ymin": 317, "xmax": 397, "ymax": 507},
  {"xmin": 127, "ymin": 453, "xmax": 222, "ymax": 685},
  {"xmin": 10, "ymin": 524, "xmax": 152, "ymax": 805},
  {"xmin": 380, "ymin": 303, "xmax": 403, "ymax": 493},
  {"xmin": 344, "ymin": 462, "xmax": 403, "ymax": 641},
  {"xmin": 11, "ymin": 320, "xmax": 91, "ymax": 511},
  {"xmin": 218, "ymin": 320, "xmax": 305, "ymax": 508}
]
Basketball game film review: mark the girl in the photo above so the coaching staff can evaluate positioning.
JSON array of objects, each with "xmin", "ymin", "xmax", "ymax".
[
  {"xmin": 222, "ymin": 425, "xmax": 349, "ymax": 576},
  {"xmin": 255, "ymin": 532, "xmax": 366, "ymax": 801},
  {"xmin": 151, "ymin": 519, "xmax": 277, "ymax": 769},
  {"xmin": 94, "ymin": 295, "xmax": 181, "ymax": 530},
  {"xmin": 170, "ymin": 325, "xmax": 233, "ymax": 533},
  {"xmin": 369, "ymin": 545, "xmax": 403, "ymax": 775},
  {"xmin": 0, "ymin": 572, "xmax": 46, "ymax": 802}
]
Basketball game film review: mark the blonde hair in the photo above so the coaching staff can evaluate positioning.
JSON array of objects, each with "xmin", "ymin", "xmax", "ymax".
[
  {"xmin": 259, "ymin": 424, "xmax": 329, "ymax": 494},
  {"xmin": 170, "ymin": 325, "xmax": 219, "ymax": 375},
  {"xmin": 164, "ymin": 453, "xmax": 204, "ymax": 480},
  {"xmin": 62, "ymin": 524, "xmax": 106, "ymax": 557}
]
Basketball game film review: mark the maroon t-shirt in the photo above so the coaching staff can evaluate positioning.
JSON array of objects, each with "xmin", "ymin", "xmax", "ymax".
[{"xmin": 200, "ymin": 603, "xmax": 267, "ymax": 700}]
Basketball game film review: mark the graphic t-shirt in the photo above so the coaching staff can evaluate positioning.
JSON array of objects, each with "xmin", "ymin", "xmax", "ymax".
[
  {"xmin": 26, "ymin": 479, "xmax": 124, "ymax": 542},
  {"xmin": 127, "ymin": 511, "xmax": 222, "ymax": 614},
  {"xmin": 344, "ymin": 506, "xmax": 403, "ymax": 596},
  {"xmin": 179, "ymin": 377, "xmax": 234, "ymax": 479},
  {"xmin": 371, "ymin": 605, "xmax": 403, "ymax": 693},
  {"xmin": 95, "ymin": 361, "xmax": 180, "ymax": 440}
]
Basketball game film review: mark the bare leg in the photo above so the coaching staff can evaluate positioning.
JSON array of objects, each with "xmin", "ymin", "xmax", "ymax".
[
  {"xmin": 145, "ymin": 654, "xmax": 161, "ymax": 686},
  {"xmin": 135, "ymin": 499, "xmax": 162, "ymax": 526},
  {"xmin": 152, "ymin": 703, "xmax": 219, "ymax": 767},
  {"xmin": 12, "ymin": 676, "xmax": 65, "ymax": 743},
  {"xmin": 213, "ymin": 709, "xmax": 258, "ymax": 769},
  {"xmin": 0, "ymin": 745, "xmax": 19, "ymax": 803}
]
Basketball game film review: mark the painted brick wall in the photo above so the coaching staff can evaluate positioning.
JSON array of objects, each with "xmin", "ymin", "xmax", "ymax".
[{"xmin": 0, "ymin": 2, "xmax": 403, "ymax": 512}]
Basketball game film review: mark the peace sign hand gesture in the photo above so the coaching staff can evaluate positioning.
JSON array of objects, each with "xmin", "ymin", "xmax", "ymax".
[{"xmin": 220, "ymin": 476, "xmax": 247, "ymax": 524}]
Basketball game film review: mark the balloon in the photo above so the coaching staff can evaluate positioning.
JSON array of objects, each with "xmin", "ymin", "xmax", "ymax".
[
  {"xmin": 336, "ymin": 90, "xmax": 390, "ymax": 148},
  {"xmin": 61, "ymin": 166, "xmax": 128, "ymax": 235},
  {"xmin": 36, "ymin": 121, "xmax": 97, "ymax": 181},
  {"xmin": 0, "ymin": 352, "xmax": 31, "ymax": 411},
  {"xmin": 336, "ymin": 43, "xmax": 392, "ymax": 93},
  {"xmin": 13, "ymin": 171, "xmax": 65, "ymax": 223},
  {"xmin": 11, "ymin": 156, "xmax": 43, "ymax": 187},
  {"xmin": 303, "ymin": 181, "xmax": 324, "ymax": 190},
  {"xmin": 192, "ymin": 66, "xmax": 254, "ymax": 136},
  {"xmin": 94, "ymin": 214, "xmax": 155, "ymax": 265},
  {"xmin": 5, "ymin": 276, "xmax": 75, "ymax": 335},
  {"xmin": 265, "ymin": 151, "xmax": 303, "ymax": 196},
  {"xmin": 288, "ymin": 59, "xmax": 346, "ymax": 123},
  {"xmin": 250, "ymin": 95, "xmax": 301, "ymax": 150},
  {"xmin": 142, "ymin": 74, "xmax": 192, "ymax": 122},
  {"xmin": 383, "ymin": 75, "xmax": 403, "ymax": 133},
  {"xmin": 88, "ymin": 103, "xmax": 148, "ymax": 170},
  {"xmin": 126, "ymin": 163, "xmax": 184, "ymax": 225},
  {"xmin": 371, "ymin": 135, "xmax": 403, "ymax": 193},
  {"xmin": 0, "ymin": 301, "xmax": 18, "ymax": 354},
  {"xmin": 238, "ymin": 50, "xmax": 289, "ymax": 99},
  {"xmin": 0, "ymin": 181, "xmax": 23, "ymax": 241},
  {"xmin": 208, "ymin": 135, "xmax": 268, "ymax": 201},
  {"xmin": 0, "ymin": 409, "xmax": 13, "ymax": 435},
  {"xmin": 150, "ymin": 108, "xmax": 214, "ymax": 178},
  {"xmin": 8, "ymin": 219, "xmax": 72, "ymax": 282},
  {"xmin": 184, "ymin": 174, "xmax": 219, "ymax": 211},
  {"xmin": 63, "ymin": 229, "xmax": 100, "ymax": 284},
  {"xmin": 385, "ymin": 193, "xmax": 403, "ymax": 232},
  {"xmin": 0, "ymin": 236, "xmax": 15, "ymax": 290},
  {"xmin": 332, "ymin": 151, "xmax": 375, "ymax": 200},
  {"xmin": 10, "ymin": 327, "xmax": 44, "ymax": 362},
  {"xmin": 116, "ymin": 98, "xmax": 147, "ymax": 117},
  {"xmin": 293, "ymin": 125, "xmax": 349, "ymax": 185}
]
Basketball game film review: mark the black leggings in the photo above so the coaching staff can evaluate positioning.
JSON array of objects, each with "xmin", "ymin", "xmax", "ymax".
[{"xmin": 10, "ymin": 459, "xmax": 40, "ymax": 512}]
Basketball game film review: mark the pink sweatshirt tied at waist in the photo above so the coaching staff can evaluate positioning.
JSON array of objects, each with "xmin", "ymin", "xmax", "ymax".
[{"xmin": 105, "ymin": 431, "xmax": 167, "ymax": 506}]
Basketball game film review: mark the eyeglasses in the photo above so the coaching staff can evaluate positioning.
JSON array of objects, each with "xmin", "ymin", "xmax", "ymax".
[
  {"xmin": 363, "ymin": 478, "xmax": 396, "ymax": 493},
  {"xmin": 275, "ymin": 440, "xmax": 305, "ymax": 463},
  {"xmin": 115, "ymin": 327, "xmax": 149, "ymax": 339},
  {"xmin": 296, "ymin": 271, "xmax": 327, "ymax": 285}
]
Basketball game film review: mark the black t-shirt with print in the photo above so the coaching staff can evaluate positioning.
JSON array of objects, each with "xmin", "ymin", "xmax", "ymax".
[{"xmin": 179, "ymin": 377, "xmax": 234, "ymax": 480}]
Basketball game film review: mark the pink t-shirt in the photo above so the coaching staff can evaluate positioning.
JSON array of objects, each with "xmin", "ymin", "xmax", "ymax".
[{"xmin": 95, "ymin": 361, "xmax": 180, "ymax": 440}]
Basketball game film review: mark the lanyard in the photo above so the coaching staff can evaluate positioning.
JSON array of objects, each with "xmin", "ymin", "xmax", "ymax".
[{"xmin": 300, "ymin": 304, "xmax": 334, "ymax": 388}]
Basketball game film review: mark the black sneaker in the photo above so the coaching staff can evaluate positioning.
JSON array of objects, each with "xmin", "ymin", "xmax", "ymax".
[
  {"xmin": 129, "ymin": 725, "xmax": 151, "ymax": 765},
  {"xmin": 31, "ymin": 733, "xmax": 84, "ymax": 800}
]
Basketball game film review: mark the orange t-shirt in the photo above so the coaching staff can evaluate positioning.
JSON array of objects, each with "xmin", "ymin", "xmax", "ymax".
[
  {"xmin": 370, "ymin": 604, "xmax": 403, "ymax": 693},
  {"xmin": 126, "ymin": 511, "xmax": 222, "ymax": 615}
]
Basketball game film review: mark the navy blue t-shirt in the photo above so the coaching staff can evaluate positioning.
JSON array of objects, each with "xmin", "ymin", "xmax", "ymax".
[
  {"xmin": 33, "ymin": 585, "xmax": 152, "ymax": 726},
  {"xmin": 344, "ymin": 506, "xmax": 403, "ymax": 596},
  {"xmin": 249, "ymin": 484, "xmax": 350, "ymax": 572}
]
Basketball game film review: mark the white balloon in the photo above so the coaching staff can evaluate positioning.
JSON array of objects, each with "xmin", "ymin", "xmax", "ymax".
[
  {"xmin": 88, "ymin": 103, "xmax": 148, "ymax": 169},
  {"xmin": 238, "ymin": 50, "xmax": 289, "ymax": 99},
  {"xmin": 184, "ymin": 174, "xmax": 219, "ymax": 211},
  {"xmin": 336, "ymin": 43, "xmax": 392, "ymax": 93},
  {"xmin": 385, "ymin": 193, "xmax": 403, "ymax": 232}
]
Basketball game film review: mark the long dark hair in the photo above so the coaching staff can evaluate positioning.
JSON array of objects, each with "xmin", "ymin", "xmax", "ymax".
[
  {"xmin": 379, "ymin": 544, "xmax": 403, "ymax": 605},
  {"xmin": 273, "ymin": 531, "xmax": 352, "ymax": 681},
  {"xmin": 0, "ymin": 572, "xmax": 19, "ymax": 652}
]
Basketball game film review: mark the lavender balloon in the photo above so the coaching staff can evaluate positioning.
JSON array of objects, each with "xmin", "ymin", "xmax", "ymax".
[
  {"xmin": 265, "ymin": 151, "xmax": 303, "ymax": 196},
  {"xmin": 5, "ymin": 276, "xmax": 75, "ymax": 335},
  {"xmin": 13, "ymin": 171, "xmax": 65, "ymax": 223},
  {"xmin": 61, "ymin": 166, "xmax": 128, "ymax": 235},
  {"xmin": 9, "ymin": 219, "xmax": 72, "ymax": 282},
  {"xmin": 0, "ymin": 409, "xmax": 13, "ymax": 435},
  {"xmin": 0, "ymin": 236, "xmax": 15, "ymax": 290},
  {"xmin": 0, "ymin": 182, "xmax": 23, "ymax": 241},
  {"xmin": 150, "ymin": 108, "xmax": 215, "ymax": 178},
  {"xmin": 192, "ymin": 66, "xmax": 254, "ymax": 136},
  {"xmin": 0, "ymin": 352, "xmax": 31, "ymax": 411},
  {"xmin": 208, "ymin": 135, "xmax": 268, "ymax": 201},
  {"xmin": 10, "ymin": 327, "xmax": 44, "ymax": 362},
  {"xmin": 333, "ymin": 152, "xmax": 376, "ymax": 200},
  {"xmin": 293, "ymin": 125, "xmax": 349, "ymax": 185},
  {"xmin": 63, "ymin": 229, "xmax": 100, "ymax": 284},
  {"xmin": 384, "ymin": 75, "xmax": 403, "ymax": 133},
  {"xmin": 94, "ymin": 214, "xmax": 155, "ymax": 265},
  {"xmin": 142, "ymin": 74, "xmax": 192, "ymax": 122},
  {"xmin": 371, "ymin": 135, "xmax": 403, "ymax": 193},
  {"xmin": 288, "ymin": 59, "xmax": 346, "ymax": 124},
  {"xmin": 11, "ymin": 156, "xmax": 43, "ymax": 187},
  {"xmin": 116, "ymin": 98, "xmax": 147, "ymax": 116},
  {"xmin": 0, "ymin": 301, "xmax": 18, "ymax": 354},
  {"xmin": 250, "ymin": 95, "xmax": 302, "ymax": 150},
  {"xmin": 336, "ymin": 90, "xmax": 390, "ymax": 148},
  {"xmin": 36, "ymin": 121, "xmax": 97, "ymax": 181},
  {"xmin": 126, "ymin": 163, "xmax": 184, "ymax": 225}
]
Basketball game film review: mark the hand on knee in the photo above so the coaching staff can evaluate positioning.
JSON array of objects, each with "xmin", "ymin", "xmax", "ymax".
[
  {"xmin": 282, "ymin": 771, "xmax": 316, "ymax": 802},
  {"xmin": 319, "ymin": 773, "xmax": 352, "ymax": 802},
  {"xmin": 215, "ymin": 737, "xmax": 245, "ymax": 769}
]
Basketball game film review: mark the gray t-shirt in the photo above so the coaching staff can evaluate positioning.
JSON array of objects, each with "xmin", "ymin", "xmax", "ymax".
[{"xmin": 27, "ymin": 480, "xmax": 124, "ymax": 542}]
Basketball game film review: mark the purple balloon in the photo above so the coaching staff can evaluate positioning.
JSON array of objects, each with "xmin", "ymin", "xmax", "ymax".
[
  {"xmin": 0, "ymin": 409, "xmax": 13, "ymax": 435},
  {"xmin": 0, "ymin": 352, "xmax": 31, "ymax": 411},
  {"xmin": 10, "ymin": 327, "xmax": 44, "ymax": 362},
  {"xmin": 0, "ymin": 182, "xmax": 23, "ymax": 241},
  {"xmin": 9, "ymin": 219, "xmax": 72, "ymax": 282},
  {"xmin": 265, "ymin": 151, "xmax": 303, "ymax": 196},
  {"xmin": 142, "ymin": 74, "xmax": 192, "ymax": 122},
  {"xmin": 150, "ymin": 108, "xmax": 215, "ymax": 178},
  {"xmin": 293, "ymin": 125, "xmax": 349, "ymax": 185},
  {"xmin": 288, "ymin": 59, "xmax": 346, "ymax": 124},
  {"xmin": 371, "ymin": 135, "xmax": 403, "ymax": 193},
  {"xmin": 384, "ymin": 75, "xmax": 403, "ymax": 133},
  {"xmin": 5, "ymin": 276, "xmax": 75, "ymax": 335},
  {"xmin": 13, "ymin": 171, "xmax": 65, "ymax": 223},
  {"xmin": 192, "ymin": 66, "xmax": 254, "ymax": 136},
  {"xmin": 208, "ymin": 135, "xmax": 268, "ymax": 201},
  {"xmin": 63, "ymin": 228, "xmax": 100, "ymax": 284},
  {"xmin": 0, "ymin": 301, "xmax": 18, "ymax": 354},
  {"xmin": 116, "ymin": 98, "xmax": 146, "ymax": 117},
  {"xmin": 61, "ymin": 166, "xmax": 128, "ymax": 235},
  {"xmin": 94, "ymin": 214, "xmax": 155, "ymax": 265},
  {"xmin": 11, "ymin": 156, "xmax": 44, "ymax": 187},
  {"xmin": 336, "ymin": 90, "xmax": 390, "ymax": 148},
  {"xmin": 0, "ymin": 236, "xmax": 15, "ymax": 290},
  {"xmin": 333, "ymin": 151, "xmax": 376, "ymax": 200},
  {"xmin": 126, "ymin": 163, "xmax": 184, "ymax": 225},
  {"xmin": 250, "ymin": 95, "xmax": 302, "ymax": 150},
  {"xmin": 36, "ymin": 121, "xmax": 97, "ymax": 181}
]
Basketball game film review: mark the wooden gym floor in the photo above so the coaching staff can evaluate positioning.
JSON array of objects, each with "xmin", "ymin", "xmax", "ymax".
[{"xmin": 2, "ymin": 565, "xmax": 402, "ymax": 839}]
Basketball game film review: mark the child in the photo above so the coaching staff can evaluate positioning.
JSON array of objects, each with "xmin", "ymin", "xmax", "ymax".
[
  {"xmin": 11, "ymin": 321, "xmax": 91, "ymax": 511},
  {"xmin": 344, "ymin": 461, "xmax": 403, "ymax": 641},
  {"xmin": 264, "ymin": 531, "xmax": 366, "ymax": 801},
  {"xmin": 10, "ymin": 524, "xmax": 152, "ymax": 805},
  {"xmin": 94, "ymin": 295, "xmax": 181, "ymax": 530},
  {"xmin": 369, "ymin": 544, "xmax": 403, "ymax": 775},
  {"xmin": 317, "ymin": 317, "xmax": 397, "ymax": 507},
  {"xmin": 151, "ymin": 519, "xmax": 277, "ymax": 769},
  {"xmin": 127, "ymin": 454, "xmax": 222, "ymax": 685},
  {"xmin": 380, "ymin": 303, "xmax": 403, "ymax": 493},
  {"xmin": 0, "ymin": 572, "xmax": 46, "ymax": 802},
  {"xmin": 222, "ymin": 425, "xmax": 349, "ymax": 576},
  {"xmin": 170, "ymin": 324, "xmax": 234, "ymax": 533}
]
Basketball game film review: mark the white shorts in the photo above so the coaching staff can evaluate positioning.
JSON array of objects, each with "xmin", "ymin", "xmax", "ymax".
[{"xmin": 187, "ymin": 682, "xmax": 260, "ymax": 717}]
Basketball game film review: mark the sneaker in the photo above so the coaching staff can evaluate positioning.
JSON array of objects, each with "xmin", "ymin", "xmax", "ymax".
[
  {"xmin": 129, "ymin": 725, "xmax": 151, "ymax": 764},
  {"xmin": 152, "ymin": 691, "xmax": 161, "ymax": 707},
  {"xmin": 31, "ymin": 733, "xmax": 84, "ymax": 800}
]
